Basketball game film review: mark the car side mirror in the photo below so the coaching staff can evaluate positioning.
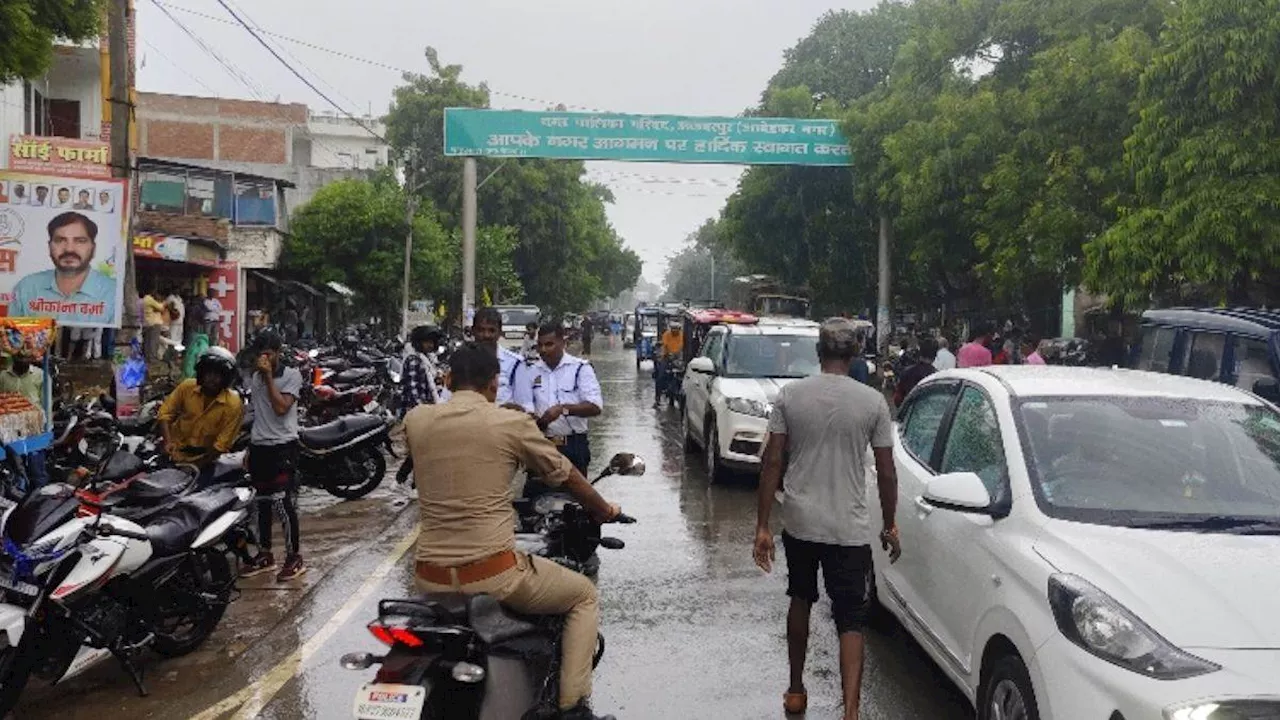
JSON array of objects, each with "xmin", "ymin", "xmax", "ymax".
[
  {"xmin": 923, "ymin": 472, "xmax": 993, "ymax": 514},
  {"xmin": 688, "ymin": 357, "xmax": 716, "ymax": 375},
  {"xmin": 608, "ymin": 453, "xmax": 647, "ymax": 476},
  {"xmin": 1253, "ymin": 378, "xmax": 1280, "ymax": 404}
]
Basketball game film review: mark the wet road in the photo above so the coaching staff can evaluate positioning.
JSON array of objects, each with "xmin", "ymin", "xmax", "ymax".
[{"xmin": 18, "ymin": 342, "xmax": 973, "ymax": 720}]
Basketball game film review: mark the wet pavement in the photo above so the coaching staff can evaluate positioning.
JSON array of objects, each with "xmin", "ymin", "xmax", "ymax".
[{"xmin": 16, "ymin": 342, "xmax": 973, "ymax": 720}]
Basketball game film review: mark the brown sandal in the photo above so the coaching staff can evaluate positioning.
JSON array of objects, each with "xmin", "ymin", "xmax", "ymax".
[{"xmin": 784, "ymin": 691, "xmax": 808, "ymax": 714}]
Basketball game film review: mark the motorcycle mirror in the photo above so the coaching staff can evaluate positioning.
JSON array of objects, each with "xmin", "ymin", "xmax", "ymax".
[
  {"xmin": 607, "ymin": 453, "xmax": 646, "ymax": 477},
  {"xmin": 339, "ymin": 652, "xmax": 381, "ymax": 670}
]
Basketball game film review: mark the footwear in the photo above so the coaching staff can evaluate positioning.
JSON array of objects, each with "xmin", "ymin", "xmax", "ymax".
[
  {"xmin": 238, "ymin": 552, "xmax": 276, "ymax": 578},
  {"xmin": 784, "ymin": 691, "xmax": 808, "ymax": 714},
  {"xmin": 276, "ymin": 554, "xmax": 307, "ymax": 582},
  {"xmin": 558, "ymin": 704, "xmax": 615, "ymax": 720}
]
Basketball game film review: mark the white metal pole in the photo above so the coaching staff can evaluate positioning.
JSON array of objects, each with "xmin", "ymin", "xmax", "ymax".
[{"xmin": 462, "ymin": 158, "xmax": 478, "ymax": 323}]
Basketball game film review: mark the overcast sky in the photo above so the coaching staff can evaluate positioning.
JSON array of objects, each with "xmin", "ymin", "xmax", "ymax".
[{"xmin": 136, "ymin": 0, "xmax": 877, "ymax": 285}]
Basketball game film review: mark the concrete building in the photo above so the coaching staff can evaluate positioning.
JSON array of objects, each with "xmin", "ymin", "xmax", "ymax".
[{"xmin": 135, "ymin": 92, "xmax": 388, "ymax": 210}]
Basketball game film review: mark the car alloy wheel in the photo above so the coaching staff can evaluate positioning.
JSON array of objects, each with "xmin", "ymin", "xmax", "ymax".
[
  {"xmin": 980, "ymin": 653, "xmax": 1039, "ymax": 720},
  {"xmin": 989, "ymin": 679, "xmax": 1028, "ymax": 720}
]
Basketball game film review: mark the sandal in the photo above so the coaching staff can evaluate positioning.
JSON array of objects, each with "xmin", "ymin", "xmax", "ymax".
[{"xmin": 783, "ymin": 691, "xmax": 808, "ymax": 714}]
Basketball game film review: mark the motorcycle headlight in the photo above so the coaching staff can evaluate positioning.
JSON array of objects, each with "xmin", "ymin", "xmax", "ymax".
[
  {"xmin": 1048, "ymin": 574, "xmax": 1220, "ymax": 680},
  {"xmin": 725, "ymin": 397, "xmax": 772, "ymax": 419}
]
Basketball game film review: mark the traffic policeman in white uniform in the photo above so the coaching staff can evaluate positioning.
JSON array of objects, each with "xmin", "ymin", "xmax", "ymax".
[
  {"xmin": 530, "ymin": 321, "xmax": 602, "ymax": 479},
  {"xmin": 471, "ymin": 307, "xmax": 535, "ymax": 412}
]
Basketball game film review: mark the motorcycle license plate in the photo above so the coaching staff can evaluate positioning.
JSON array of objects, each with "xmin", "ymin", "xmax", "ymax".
[
  {"xmin": 353, "ymin": 684, "xmax": 426, "ymax": 719},
  {"xmin": 0, "ymin": 574, "xmax": 39, "ymax": 597},
  {"xmin": 362, "ymin": 400, "xmax": 379, "ymax": 413}
]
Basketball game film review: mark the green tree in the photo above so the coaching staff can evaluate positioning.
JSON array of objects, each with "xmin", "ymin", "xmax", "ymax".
[
  {"xmin": 1086, "ymin": 0, "xmax": 1280, "ymax": 305},
  {"xmin": 0, "ymin": 0, "xmax": 101, "ymax": 83},
  {"xmin": 285, "ymin": 175, "xmax": 453, "ymax": 325},
  {"xmin": 662, "ymin": 220, "xmax": 744, "ymax": 304},
  {"xmin": 448, "ymin": 226, "xmax": 524, "ymax": 305}
]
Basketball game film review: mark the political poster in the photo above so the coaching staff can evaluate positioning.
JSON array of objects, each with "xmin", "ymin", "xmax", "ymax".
[{"xmin": 0, "ymin": 171, "xmax": 128, "ymax": 328}]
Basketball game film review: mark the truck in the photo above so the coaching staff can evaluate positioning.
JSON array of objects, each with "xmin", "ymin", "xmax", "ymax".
[{"xmin": 727, "ymin": 275, "xmax": 811, "ymax": 319}]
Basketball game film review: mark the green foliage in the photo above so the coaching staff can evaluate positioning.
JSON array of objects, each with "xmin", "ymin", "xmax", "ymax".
[
  {"xmin": 383, "ymin": 49, "xmax": 642, "ymax": 314},
  {"xmin": 0, "ymin": 0, "xmax": 101, "ymax": 83},
  {"xmin": 661, "ymin": 220, "xmax": 745, "ymax": 304},
  {"xmin": 285, "ymin": 175, "xmax": 453, "ymax": 324},
  {"xmin": 1087, "ymin": 0, "xmax": 1280, "ymax": 305}
]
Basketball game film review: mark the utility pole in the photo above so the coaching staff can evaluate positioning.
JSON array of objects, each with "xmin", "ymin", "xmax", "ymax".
[
  {"xmin": 709, "ymin": 251, "xmax": 715, "ymax": 301},
  {"xmin": 876, "ymin": 213, "xmax": 892, "ymax": 354},
  {"xmin": 400, "ymin": 152, "xmax": 417, "ymax": 338},
  {"xmin": 462, "ymin": 158, "xmax": 477, "ymax": 325},
  {"xmin": 109, "ymin": 0, "xmax": 138, "ymax": 341}
]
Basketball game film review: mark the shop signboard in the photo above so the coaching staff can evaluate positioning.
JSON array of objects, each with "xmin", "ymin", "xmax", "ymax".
[
  {"xmin": 132, "ymin": 232, "xmax": 190, "ymax": 262},
  {"xmin": 0, "ymin": 171, "xmax": 128, "ymax": 327},
  {"xmin": 8, "ymin": 135, "xmax": 112, "ymax": 179},
  {"xmin": 206, "ymin": 261, "xmax": 240, "ymax": 352}
]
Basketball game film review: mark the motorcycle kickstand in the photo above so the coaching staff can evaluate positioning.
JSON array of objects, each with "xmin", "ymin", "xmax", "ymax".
[{"xmin": 112, "ymin": 637, "xmax": 153, "ymax": 697}]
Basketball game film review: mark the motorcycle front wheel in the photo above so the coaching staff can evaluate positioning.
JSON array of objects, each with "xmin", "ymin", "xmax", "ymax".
[
  {"xmin": 0, "ymin": 640, "xmax": 36, "ymax": 716},
  {"xmin": 324, "ymin": 445, "xmax": 387, "ymax": 500},
  {"xmin": 153, "ymin": 550, "xmax": 233, "ymax": 657}
]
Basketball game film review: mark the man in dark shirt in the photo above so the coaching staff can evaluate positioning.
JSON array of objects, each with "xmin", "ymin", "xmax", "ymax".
[{"xmin": 893, "ymin": 337, "xmax": 938, "ymax": 407}]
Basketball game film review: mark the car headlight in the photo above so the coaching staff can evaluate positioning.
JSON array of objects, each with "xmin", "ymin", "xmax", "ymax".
[
  {"xmin": 725, "ymin": 397, "xmax": 772, "ymax": 418},
  {"xmin": 1165, "ymin": 700, "xmax": 1280, "ymax": 720},
  {"xmin": 1048, "ymin": 574, "xmax": 1220, "ymax": 680}
]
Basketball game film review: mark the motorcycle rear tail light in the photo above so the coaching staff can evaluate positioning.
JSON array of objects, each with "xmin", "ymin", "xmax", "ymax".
[{"xmin": 367, "ymin": 623, "xmax": 424, "ymax": 648}]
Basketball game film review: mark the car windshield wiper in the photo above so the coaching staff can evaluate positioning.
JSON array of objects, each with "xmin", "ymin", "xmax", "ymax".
[{"xmin": 1128, "ymin": 515, "xmax": 1280, "ymax": 534}]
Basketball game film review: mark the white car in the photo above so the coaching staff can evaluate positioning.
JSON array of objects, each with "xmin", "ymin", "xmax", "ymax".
[
  {"xmin": 875, "ymin": 365, "xmax": 1280, "ymax": 720},
  {"xmin": 682, "ymin": 320, "xmax": 820, "ymax": 481}
]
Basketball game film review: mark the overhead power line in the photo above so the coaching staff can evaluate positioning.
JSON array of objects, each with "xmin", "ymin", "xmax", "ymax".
[
  {"xmin": 210, "ymin": 0, "xmax": 390, "ymax": 144},
  {"xmin": 152, "ymin": 0, "xmax": 609, "ymax": 112}
]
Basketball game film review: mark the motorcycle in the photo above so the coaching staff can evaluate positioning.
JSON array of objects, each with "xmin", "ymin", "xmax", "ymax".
[
  {"xmin": 338, "ymin": 453, "xmax": 645, "ymax": 720},
  {"xmin": 296, "ymin": 412, "xmax": 394, "ymax": 500},
  {"xmin": 0, "ymin": 450, "xmax": 254, "ymax": 713},
  {"xmin": 655, "ymin": 357, "xmax": 684, "ymax": 409}
]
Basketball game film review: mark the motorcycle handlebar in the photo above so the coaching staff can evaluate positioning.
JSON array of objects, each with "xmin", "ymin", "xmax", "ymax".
[
  {"xmin": 99, "ymin": 524, "xmax": 150, "ymax": 542},
  {"xmin": 612, "ymin": 513, "xmax": 637, "ymax": 525}
]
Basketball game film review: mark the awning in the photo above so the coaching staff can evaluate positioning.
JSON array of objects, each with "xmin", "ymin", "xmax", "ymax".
[
  {"xmin": 284, "ymin": 280, "xmax": 324, "ymax": 297},
  {"xmin": 249, "ymin": 270, "xmax": 280, "ymax": 286},
  {"xmin": 326, "ymin": 281, "xmax": 355, "ymax": 297}
]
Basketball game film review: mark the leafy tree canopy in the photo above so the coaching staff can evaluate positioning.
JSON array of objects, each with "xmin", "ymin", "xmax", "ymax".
[{"xmin": 0, "ymin": 0, "xmax": 101, "ymax": 84}]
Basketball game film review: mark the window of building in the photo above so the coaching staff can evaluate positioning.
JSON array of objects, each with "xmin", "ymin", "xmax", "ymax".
[
  {"xmin": 234, "ymin": 179, "xmax": 277, "ymax": 226},
  {"xmin": 47, "ymin": 99, "xmax": 81, "ymax": 138},
  {"xmin": 139, "ymin": 169, "xmax": 188, "ymax": 213}
]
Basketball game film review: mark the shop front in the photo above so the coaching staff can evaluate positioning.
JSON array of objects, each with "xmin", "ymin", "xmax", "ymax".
[{"xmin": 132, "ymin": 232, "xmax": 241, "ymax": 351}]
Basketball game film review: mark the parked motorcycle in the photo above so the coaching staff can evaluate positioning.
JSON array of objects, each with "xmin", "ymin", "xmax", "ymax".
[
  {"xmin": 338, "ymin": 453, "xmax": 645, "ymax": 720},
  {"xmin": 0, "ymin": 451, "xmax": 254, "ymax": 713}
]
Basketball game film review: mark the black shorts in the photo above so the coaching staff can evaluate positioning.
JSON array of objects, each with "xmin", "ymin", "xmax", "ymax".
[{"xmin": 781, "ymin": 532, "xmax": 873, "ymax": 634}]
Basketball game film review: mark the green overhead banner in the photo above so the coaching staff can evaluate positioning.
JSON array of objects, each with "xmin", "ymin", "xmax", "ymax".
[{"xmin": 443, "ymin": 108, "xmax": 851, "ymax": 166}]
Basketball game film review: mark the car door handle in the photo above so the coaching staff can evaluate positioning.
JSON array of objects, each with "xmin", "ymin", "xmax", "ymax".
[{"xmin": 914, "ymin": 496, "xmax": 934, "ymax": 516}]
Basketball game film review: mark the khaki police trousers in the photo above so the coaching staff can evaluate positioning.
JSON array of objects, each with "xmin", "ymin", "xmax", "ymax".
[{"xmin": 416, "ymin": 552, "xmax": 598, "ymax": 710}]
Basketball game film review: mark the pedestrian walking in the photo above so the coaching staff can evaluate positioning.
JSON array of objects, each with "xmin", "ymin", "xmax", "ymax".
[
  {"xmin": 165, "ymin": 287, "xmax": 185, "ymax": 347},
  {"xmin": 753, "ymin": 318, "xmax": 901, "ymax": 720},
  {"xmin": 239, "ymin": 331, "xmax": 307, "ymax": 582},
  {"xmin": 957, "ymin": 324, "xmax": 994, "ymax": 368},
  {"xmin": 579, "ymin": 316, "xmax": 594, "ymax": 356},
  {"xmin": 934, "ymin": 336, "xmax": 957, "ymax": 370},
  {"xmin": 893, "ymin": 336, "xmax": 937, "ymax": 406}
]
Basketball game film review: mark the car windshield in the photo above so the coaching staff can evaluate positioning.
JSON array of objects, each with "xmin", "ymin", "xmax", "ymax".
[
  {"xmin": 722, "ymin": 334, "xmax": 818, "ymax": 378},
  {"xmin": 499, "ymin": 309, "xmax": 539, "ymax": 326},
  {"xmin": 1018, "ymin": 396, "xmax": 1280, "ymax": 527},
  {"xmin": 639, "ymin": 315, "xmax": 660, "ymax": 333}
]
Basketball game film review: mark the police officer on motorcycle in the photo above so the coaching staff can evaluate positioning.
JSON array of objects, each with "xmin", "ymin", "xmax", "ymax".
[{"xmin": 406, "ymin": 344, "xmax": 620, "ymax": 720}]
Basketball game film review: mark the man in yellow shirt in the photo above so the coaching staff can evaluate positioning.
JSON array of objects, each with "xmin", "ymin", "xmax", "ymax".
[
  {"xmin": 143, "ymin": 289, "xmax": 167, "ymax": 361},
  {"xmin": 158, "ymin": 347, "xmax": 242, "ymax": 484},
  {"xmin": 653, "ymin": 320, "xmax": 685, "ymax": 409}
]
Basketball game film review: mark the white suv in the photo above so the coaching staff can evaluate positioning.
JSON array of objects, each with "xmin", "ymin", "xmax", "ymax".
[
  {"xmin": 878, "ymin": 365, "xmax": 1280, "ymax": 720},
  {"xmin": 682, "ymin": 320, "xmax": 820, "ymax": 481}
]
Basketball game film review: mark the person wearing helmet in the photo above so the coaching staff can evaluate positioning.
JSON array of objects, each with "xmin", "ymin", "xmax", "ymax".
[{"xmin": 158, "ymin": 345, "xmax": 243, "ymax": 483}]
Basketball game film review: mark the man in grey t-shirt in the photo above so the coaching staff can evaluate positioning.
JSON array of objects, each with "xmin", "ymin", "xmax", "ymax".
[
  {"xmin": 754, "ymin": 318, "xmax": 901, "ymax": 720},
  {"xmin": 240, "ymin": 331, "xmax": 308, "ymax": 583}
]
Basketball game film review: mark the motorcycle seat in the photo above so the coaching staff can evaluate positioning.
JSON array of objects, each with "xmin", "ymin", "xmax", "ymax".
[
  {"xmin": 416, "ymin": 593, "xmax": 542, "ymax": 645},
  {"xmin": 299, "ymin": 414, "xmax": 384, "ymax": 450},
  {"xmin": 99, "ymin": 451, "xmax": 146, "ymax": 483},
  {"xmin": 332, "ymin": 367, "xmax": 375, "ymax": 385},
  {"xmin": 124, "ymin": 468, "xmax": 195, "ymax": 504},
  {"xmin": 144, "ymin": 488, "xmax": 241, "ymax": 557}
]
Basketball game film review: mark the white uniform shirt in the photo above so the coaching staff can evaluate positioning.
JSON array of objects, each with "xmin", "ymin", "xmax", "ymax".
[
  {"xmin": 497, "ymin": 345, "xmax": 535, "ymax": 412},
  {"xmin": 530, "ymin": 352, "xmax": 602, "ymax": 437}
]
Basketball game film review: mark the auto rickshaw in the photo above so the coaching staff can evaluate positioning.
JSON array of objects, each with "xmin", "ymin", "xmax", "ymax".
[{"xmin": 634, "ymin": 305, "xmax": 662, "ymax": 369}]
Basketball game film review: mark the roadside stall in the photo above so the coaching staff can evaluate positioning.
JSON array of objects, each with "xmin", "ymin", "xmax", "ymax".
[{"xmin": 0, "ymin": 318, "xmax": 56, "ymax": 481}]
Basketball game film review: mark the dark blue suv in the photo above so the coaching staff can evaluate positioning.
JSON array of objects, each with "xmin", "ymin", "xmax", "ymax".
[{"xmin": 1130, "ymin": 308, "xmax": 1280, "ymax": 403}]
